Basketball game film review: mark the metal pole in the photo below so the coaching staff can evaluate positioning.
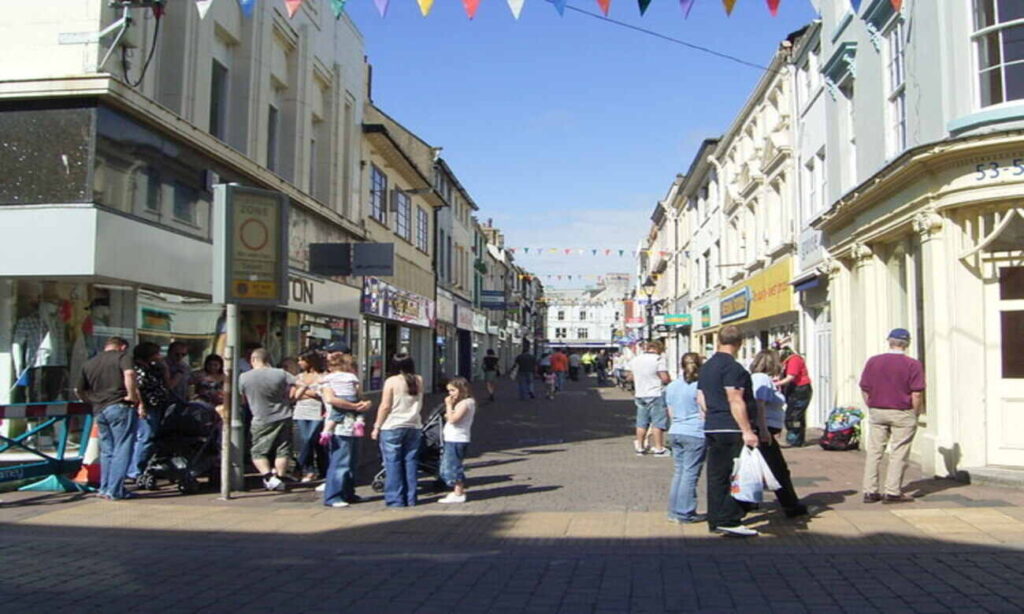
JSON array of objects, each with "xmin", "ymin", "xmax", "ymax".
[
  {"xmin": 219, "ymin": 303, "xmax": 235, "ymax": 500},
  {"xmin": 227, "ymin": 303, "xmax": 244, "ymax": 490}
]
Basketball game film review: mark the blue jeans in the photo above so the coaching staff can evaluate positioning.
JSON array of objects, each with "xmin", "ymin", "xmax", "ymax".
[
  {"xmin": 97, "ymin": 403, "xmax": 137, "ymax": 499},
  {"xmin": 517, "ymin": 373, "xmax": 535, "ymax": 400},
  {"xmin": 555, "ymin": 371, "xmax": 566, "ymax": 391},
  {"xmin": 324, "ymin": 435, "xmax": 359, "ymax": 505},
  {"xmin": 127, "ymin": 405, "xmax": 164, "ymax": 479},
  {"xmin": 296, "ymin": 418, "xmax": 326, "ymax": 477},
  {"xmin": 379, "ymin": 428, "xmax": 421, "ymax": 507},
  {"xmin": 667, "ymin": 434, "xmax": 706, "ymax": 520},
  {"xmin": 440, "ymin": 441, "xmax": 469, "ymax": 487}
]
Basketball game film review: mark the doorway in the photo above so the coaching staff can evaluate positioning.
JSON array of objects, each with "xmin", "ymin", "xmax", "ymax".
[{"xmin": 986, "ymin": 265, "xmax": 1024, "ymax": 466}]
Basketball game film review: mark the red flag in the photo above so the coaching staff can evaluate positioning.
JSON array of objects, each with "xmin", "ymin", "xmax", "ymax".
[
  {"xmin": 767, "ymin": 0, "xmax": 780, "ymax": 16},
  {"xmin": 463, "ymin": 0, "xmax": 481, "ymax": 18},
  {"xmin": 890, "ymin": 0, "xmax": 902, "ymax": 10},
  {"xmin": 285, "ymin": 0, "xmax": 303, "ymax": 17},
  {"xmin": 596, "ymin": 0, "xmax": 611, "ymax": 15}
]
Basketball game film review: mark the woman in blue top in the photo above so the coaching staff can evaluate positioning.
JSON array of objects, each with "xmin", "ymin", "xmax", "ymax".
[
  {"xmin": 751, "ymin": 350, "xmax": 807, "ymax": 518},
  {"xmin": 665, "ymin": 353, "xmax": 706, "ymax": 523}
]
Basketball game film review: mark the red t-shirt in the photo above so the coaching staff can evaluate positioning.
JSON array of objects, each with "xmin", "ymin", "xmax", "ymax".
[
  {"xmin": 859, "ymin": 353, "xmax": 925, "ymax": 410},
  {"xmin": 784, "ymin": 354, "xmax": 812, "ymax": 387},
  {"xmin": 550, "ymin": 352, "xmax": 569, "ymax": 372}
]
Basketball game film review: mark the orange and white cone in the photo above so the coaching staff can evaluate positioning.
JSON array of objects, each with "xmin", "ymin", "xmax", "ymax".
[{"xmin": 73, "ymin": 423, "xmax": 101, "ymax": 486}]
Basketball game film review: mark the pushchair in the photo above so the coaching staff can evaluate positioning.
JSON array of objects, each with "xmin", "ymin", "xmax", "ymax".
[
  {"xmin": 136, "ymin": 402, "xmax": 221, "ymax": 494},
  {"xmin": 371, "ymin": 403, "xmax": 446, "ymax": 493}
]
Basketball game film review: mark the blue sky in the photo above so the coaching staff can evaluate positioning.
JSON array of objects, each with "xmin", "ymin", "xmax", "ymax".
[{"xmin": 347, "ymin": 0, "xmax": 818, "ymax": 288}]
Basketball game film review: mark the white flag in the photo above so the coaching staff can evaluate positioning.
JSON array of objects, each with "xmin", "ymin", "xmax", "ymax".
[
  {"xmin": 507, "ymin": 0, "xmax": 524, "ymax": 19},
  {"xmin": 196, "ymin": 0, "xmax": 214, "ymax": 19}
]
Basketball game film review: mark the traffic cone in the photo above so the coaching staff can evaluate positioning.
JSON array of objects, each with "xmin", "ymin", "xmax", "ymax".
[{"xmin": 73, "ymin": 423, "xmax": 101, "ymax": 487}]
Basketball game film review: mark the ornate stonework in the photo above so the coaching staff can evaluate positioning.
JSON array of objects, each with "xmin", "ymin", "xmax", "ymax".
[{"xmin": 912, "ymin": 208, "xmax": 944, "ymax": 238}]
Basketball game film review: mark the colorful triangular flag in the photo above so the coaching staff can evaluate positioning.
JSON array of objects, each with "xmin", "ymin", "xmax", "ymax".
[
  {"xmin": 766, "ymin": 0, "xmax": 780, "ymax": 15},
  {"xmin": 592, "ymin": 249, "xmax": 598, "ymax": 256},
  {"xmin": 463, "ymin": 0, "xmax": 481, "ymax": 18},
  {"xmin": 849, "ymin": 0, "xmax": 861, "ymax": 11},
  {"xmin": 638, "ymin": 0, "xmax": 652, "ymax": 14},
  {"xmin": 596, "ymin": 0, "xmax": 611, "ymax": 15},
  {"xmin": 524, "ymin": 247, "xmax": 530, "ymax": 254},
  {"xmin": 552, "ymin": 0, "xmax": 568, "ymax": 15},
  {"xmin": 507, "ymin": 0, "xmax": 525, "ymax": 18},
  {"xmin": 285, "ymin": 0, "xmax": 303, "ymax": 17},
  {"xmin": 679, "ymin": 0, "xmax": 695, "ymax": 17},
  {"xmin": 564, "ymin": 249, "xmax": 571, "ymax": 255},
  {"xmin": 618, "ymin": 250, "xmax": 624, "ymax": 256},
  {"xmin": 890, "ymin": 0, "xmax": 902, "ymax": 10},
  {"xmin": 417, "ymin": 0, "xmax": 434, "ymax": 15},
  {"xmin": 722, "ymin": 0, "xmax": 737, "ymax": 14},
  {"xmin": 238, "ymin": 0, "xmax": 256, "ymax": 17},
  {"xmin": 330, "ymin": 0, "xmax": 347, "ymax": 18},
  {"xmin": 196, "ymin": 0, "xmax": 214, "ymax": 19},
  {"xmin": 374, "ymin": 0, "xmax": 390, "ymax": 16}
]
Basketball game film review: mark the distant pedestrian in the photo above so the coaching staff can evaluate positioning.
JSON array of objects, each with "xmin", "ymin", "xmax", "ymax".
[
  {"xmin": 320, "ymin": 352, "xmax": 372, "ymax": 508},
  {"xmin": 777, "ymin": 346, "xmax": 813, "ymax": 446},
  {"xmin": 542, "ymin": 367, "xmax": 557, "ymax": 400},
  {"xmin": 581, "ymin": 351, "xmax": 595, "ymax": 375},
  {"xmin": 751, "ymin": 350, "xmax": 807, "ymax": 518},
  {"xmin": 860, "ymin": 329, "xmax": 925, "ymax": 504},
  {"xmin": 550, "ymin": 349, "xmax": 569, "ymax": 391},
  {"xmin": 238, "ymin": 349, "xmax": 296, "ymax": 492},
  {"xmin": 595, "ymin": 350, "xmax": 610, "ymax": 386},
  {"xmin": 482, "ymin": 349, "xmax": 500, "ymax": 402},
  {"xmin": 568, "ymin": 351, "xmax": 582, "ymax": 381},
  {"xmin": 698, "ymin": 325, "xmax": 760, "ymax": 537},
  {"xmin": 127, "ymin": 342, "xmax": 175, "ymax": 484},
  {"xmin": 76, "ymin": 336, "xmax": 139, "ymax": 501},
  {"xmin": 439, "ymin": 376, "xmax": 476, "ymax": 504},
  {"xmin": 292, "ymin": 351, "xmax": 326, "ymax": 484},
  {"xmin": 513, "ymin": 346, "xmax": 538, "ymax": 401},
  {"xmin": 665, "ymin": 353, "xmax": 706, "ymax": 524},
  {"xmin": 371, "ymin": 353, "xmax": 424, "ymax": 507},
  {"xmin": 629, "ymin": 341, "xmax": 671, "ymax": 457}
]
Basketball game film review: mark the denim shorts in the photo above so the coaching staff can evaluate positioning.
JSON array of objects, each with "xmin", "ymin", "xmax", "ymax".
[
  {"xmin": 635, "ymin": 396, "xmax": 668, "ymax": 430},
  {"xmin": 440, "ymin": 441, "xmax": 469, "ymax": 487}
]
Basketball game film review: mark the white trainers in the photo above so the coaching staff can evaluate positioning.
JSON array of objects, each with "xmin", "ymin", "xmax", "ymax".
[
  {"xmin": 438, "ymin": 493, "xmax": 467, "ymax": 504},
  {"xmin": 633, "ymin": 442, "xmax": 646, "ymax": 456},
  {"xmin": 716, "ymin": 525, "xmax": 759, "ymax": 537},
  {"xmin": 263, "ymin": 475, "xmax": 285, "ymax": 491},
  {"xmin": 330, "ymin": 501, "xmax": 350, "ymax": 508},
  {"xmin": 651, "ymin": 448, "xmax": 671, "ymax": 457},
  {"xmin": 315, "ymin": 483, "xmax": 326, "ymax": 493}
]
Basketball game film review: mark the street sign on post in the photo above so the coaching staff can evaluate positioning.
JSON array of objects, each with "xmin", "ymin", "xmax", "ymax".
[{"xmin": 213, "ymin": 184, "xmax": 289, "ymax": 306}]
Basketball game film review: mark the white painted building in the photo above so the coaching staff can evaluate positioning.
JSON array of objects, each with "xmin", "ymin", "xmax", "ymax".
[{"xmin": 546, "ymin": 274, "xmax": 630, "ymax": 352}]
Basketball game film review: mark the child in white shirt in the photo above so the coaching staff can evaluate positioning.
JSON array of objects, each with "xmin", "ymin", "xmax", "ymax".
[{"xmin": 319, "ymin": 352, "xmax": 370, "ymax": 443}]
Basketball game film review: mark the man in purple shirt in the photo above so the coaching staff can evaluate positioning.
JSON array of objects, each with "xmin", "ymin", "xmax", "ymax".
[{"xmin": 860, "ymin": 328, "xmax": 926, "ymax": 504}]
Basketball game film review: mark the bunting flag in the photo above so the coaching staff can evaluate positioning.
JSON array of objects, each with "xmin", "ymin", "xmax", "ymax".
[
  {"xmin": 417, "ymin": 0, "xmax": 435, "ymax": 16},
  {"xmin": 591, "ymin": 249, "xmax": 598, "ymax": 256},
  {"xmin": 374, "ymin": 0, "xmax": 390, "ymax": 17},
  {"xmin": 238, "ymin": 0, "xmax": 256, "ymax": 17},
  {"xmin": 196, "ymin": 0, "xmax": 214, "ymax": 19},
  {"xmin": 767, "ymin": 0, "xmax": 780, "ymax": 16},
  {"xmin": 722, "ymin": 0, "xmax": 737, "ymax": 15},
  {"xmin": 564, "ymin": 248, "xmax": 571, "ymax": 255},
  {"xmin": 285, "ymin": 0, "xmax": 303, "ymax": 17},
  {"xmin": 596, "ymin": 0, "xmax": 611, "ymax": 15},
  {"xmin": 638, "ymin": 0, "xmax": 652, "ymax": 15},
  {"xmin": 330, "ymin": 0, "xmax": 347, "ymax": 18},
  {"xmin": 849, "ymin": 0, "xmax": 861, "ymax": 11},
  {"xmin": 618, "ymin": 250, "xmax": 624, "ymax": 256},
  {"xmin": 679, "ymin": 0, "xmax": 695, "ymax": 18},
  {"xmin": 463, "ymin": 0, "xmax": 481, "ymax": 18},
  {"xmin": 524, "ymin": 247, "xmax": 530, "ymax": 254},
  {"xmin": 890, "ymin": 0, "xmax": 902, "ymax": 10},
  {"xmin": 552, "ymin": 0, "xmax": 568, "ymax": 15},
  {"xmin": 507, "ymin": 0, "xmax": 525, "ymax": 18}
]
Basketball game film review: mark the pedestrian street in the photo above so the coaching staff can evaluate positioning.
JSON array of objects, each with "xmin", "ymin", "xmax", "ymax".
[{"xmin": 3, "ymin": 376, "xmax": 1024, "ymax": 614}]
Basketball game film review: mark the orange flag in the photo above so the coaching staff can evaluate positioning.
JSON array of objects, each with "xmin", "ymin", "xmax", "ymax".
[
  {"xmin": 890, "ymin": 0, "xmax": 902, "ymax": 10},
  {"xmin": 597, "ymin": 0, "xmax": 611, "ymax": 15},
  {"xmin": 463, "ymin": 0, "xmax": 481, "ymax": 18},
  {"xmin": 723, "ymin": 0, "xmax": 736, "ymax": 14}
]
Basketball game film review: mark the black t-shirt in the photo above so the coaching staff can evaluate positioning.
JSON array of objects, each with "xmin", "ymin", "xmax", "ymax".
[
  {"xmin": 698, "ymin": 352, "xmax": 757, "ymax": 432},
  {"xmin": 483, "ymin": 356, "xmax": 500, "ymax": 372},
  {"xmin": 77, "ymin": 350, "xmax": 134, "ymax": 411},
  {"xmin": 514, "ymin": 353, "xmax": 538, "ymax": 374}
]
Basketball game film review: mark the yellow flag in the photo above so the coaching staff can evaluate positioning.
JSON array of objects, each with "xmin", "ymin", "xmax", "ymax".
[
  {"xmin": 417, "ymin": 0, "xmax": 434, "ymax": 15},
  {"xmin": 723, "ymin": 0, "xmax": 737, "ymax": 14}
]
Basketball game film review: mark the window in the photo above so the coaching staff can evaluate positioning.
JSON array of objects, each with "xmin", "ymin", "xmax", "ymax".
[
  {"xmin": 172, "ymin": 182, "xmax": 197, "ymax": 224},
  {"xmin": 555, "ymin": 327, "xmax": 567, "ymax": 339},
  {"xmin": 557, "ymin": 310, "xmax": 565, "ymax": 321},
  {"xmin": 840, "ymin": 80, "xmax": 857, "ymax": 189},
  {"xmin": 394, "ymin": 190, "xmax": 411, "ymax": 240},
  {"xmin": 804, "ymin": 157, "xmax": 817, "ymax": 225},
  {"xmin": 267, "ymin": 105, "xmax": 279, "ymax": 173},
  {"xmin": 416, "ymin": 206, "xmax": 429, "ymax": 252},
  {"xmin": 577, "ymin": 328, "xmax": 589, "ymax": 339},
  {"xmin": 886, "ymin": 19, "xmax": 907, "ymax": 155},
  {"xmin": 817, "ymin": 149, "xmax": 827, "ymax": 212},
  {"xmin": 370, "ymin": 165, "xmax": 387, "ymax": 224},
  {"xmin": 579, "ymin": 311, "xmax": 586, "ymax": 320},
  {"xmin": 446, "ymin": 236, "xmax": 453, "ymax": 282},
  {"xmin": 974, "ymin": 0, "xmax": 1024, "ymax": 107},
  {"xmin": 210, "ymin": 60, "xmax": 229, "ymax": 140}
]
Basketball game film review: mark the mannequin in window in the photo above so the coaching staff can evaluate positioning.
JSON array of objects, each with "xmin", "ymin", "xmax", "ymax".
[{"xmin": 12, "ymin": 300, "xmax": 70, "ymax": 401}]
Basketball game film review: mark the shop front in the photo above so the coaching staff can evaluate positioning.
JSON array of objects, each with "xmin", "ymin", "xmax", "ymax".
[
  {"xmin": 472, "ymin": 312, "xmax": 488, "ymax": 380},
  {"xmin": 455, "ymin": 304, "xmax": 475, "ymax": 380},
  {"xmin": 719, "ymin": 257, "xmax": 798, "ymax": 365},
  {"xmin": 360, "ymin": 277, "xmax": 435, "ymax": 393},
  {"xmin": 690, "ymin": 295, "xmax": 720, "ymax": 358},
  {"xmin": 793, "ymin": 226, "xmax": 833, "ymax": 428},
  {"xmin": 435, "ymin": 289, "xmax": 457, "ymax": 390}
]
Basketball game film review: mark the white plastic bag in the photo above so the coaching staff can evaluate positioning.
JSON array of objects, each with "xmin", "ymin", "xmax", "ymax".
[{"xmin": 730, "ymin": 447, "xmax": 780, "ymax": 503}]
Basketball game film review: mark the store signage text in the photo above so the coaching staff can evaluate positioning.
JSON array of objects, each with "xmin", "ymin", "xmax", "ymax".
[
  {"xmin": 291, "ymin": 277, "xmax": 314, "ymax": 305},
  {"xmin": 720, "ymin": 288, "xmax": 751, "ymax": 323},
  {"xmin": 972, "ymin": 157, "xmax": 1024, "ymax": 181}
]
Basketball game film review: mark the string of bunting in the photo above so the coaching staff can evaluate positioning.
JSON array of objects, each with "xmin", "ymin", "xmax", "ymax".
[
  {"xmin": 507, "ymin": 247, "xmax": 676, "ymax": 257},
  {"xmin": 195, "ymin": 0, "xmax": 905, "ymax": 22}
]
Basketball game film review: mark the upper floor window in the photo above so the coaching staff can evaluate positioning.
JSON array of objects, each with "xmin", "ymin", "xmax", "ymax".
[
  {"xmin": 370, "ymin": 165, "xmax": 387, "ymax": 224},
  {"xmin": 557, "ymin": 310, "xmax": 565, "ymax": 321},
  {"xmin": 555, "ymin": 327, "xmax": 567, "ymax": 339},
  {"xmin": 394, "ymin": 190, "xmax": 411, "ymax": 240},
  {"xmin": 578, "ymin": 328, "xmax": 589, "ymax": 339},
  {"xmin": 579, "ymin": 311, "xmax": 586, "ymax": 320},
  {"xmin": 886, "ymin": 19, "xmax": 907, "ymax": 155},
  {"xmin": 210, "ymin": 60, "xmax": 229, "ymax": 141},
  {"xmin": 416, "ymin": 206, "xmax": 429, "ymax": 252},
  {"xmin": 974, "ymin": 0, "xmax": 1024, "ymax": 107}
]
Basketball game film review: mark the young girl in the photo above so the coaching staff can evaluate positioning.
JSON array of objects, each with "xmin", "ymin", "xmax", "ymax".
[
  {"xmin": 319, "ymin": 353, "xmax": 370, "ymax": 444},
  {"xmin": 542, "ymin": 366, "xmax": 557, "ymax": 400},
  {"xmin": 439, "ymin": 376, "xmax": 476, "ymax": 504}
]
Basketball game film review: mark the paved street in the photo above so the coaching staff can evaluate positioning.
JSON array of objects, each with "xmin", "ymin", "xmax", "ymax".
[{"xmin": 4, "ymin": 376, "xmax": 1024, "ymax": 613}]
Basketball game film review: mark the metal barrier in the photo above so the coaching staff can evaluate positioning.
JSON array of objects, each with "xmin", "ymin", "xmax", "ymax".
[{"xmin": 0, "ymin": 402, "xmax": 94, "ymax": 492}]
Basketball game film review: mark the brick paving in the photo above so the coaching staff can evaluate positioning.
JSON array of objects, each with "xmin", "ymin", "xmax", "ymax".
[{"xmin": 3, "ymin": 374, "xmax": 1024, "ymax": 612}]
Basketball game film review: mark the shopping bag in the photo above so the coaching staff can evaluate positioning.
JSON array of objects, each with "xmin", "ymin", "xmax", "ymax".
[
  {"xmin": 753, "ymin": 448, "xmax": 782, "ymax": 491},
  {"xmin": 730, "ymin": 447, "xmax": 765, "ymax": 503}
]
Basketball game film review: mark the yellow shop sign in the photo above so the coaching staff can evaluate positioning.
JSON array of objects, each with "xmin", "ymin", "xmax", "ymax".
[{"xmin": 719, "ymin": 258, "xmax": 794, "ymax": 324}]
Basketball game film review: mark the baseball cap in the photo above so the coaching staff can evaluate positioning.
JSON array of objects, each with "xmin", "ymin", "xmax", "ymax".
[
  {"xmin": 323, "ymin": 341, "xmax": 351, "ymax": 354},
  {"xmin": 888, "ymin": 328, "xmax": 911, "ymax": 341}
]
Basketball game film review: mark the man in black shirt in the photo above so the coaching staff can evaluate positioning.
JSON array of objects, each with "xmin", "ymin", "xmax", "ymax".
[
  {"xmin": 513, "ymin": 344, "xmax": 538, "ymax": 401},
  {"xmin": 698, "ymin": 325, "xmax": 760, "ymax": 537},
  {"xmin": 76, "ymin": 336, "xmax": 140, "ymax": 500}
]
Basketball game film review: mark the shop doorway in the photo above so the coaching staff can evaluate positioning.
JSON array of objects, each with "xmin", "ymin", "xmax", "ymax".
[
  {"xmin": 986, "ymin": 265, "xmax": 1024, "ymax": 466},
  {"xmin": 814, "ymin": 318, "xmax": 832, "ymax": 426},
  {"xmin": 457, "ymin": 329, "xmax": 472, "ymax": 379}
]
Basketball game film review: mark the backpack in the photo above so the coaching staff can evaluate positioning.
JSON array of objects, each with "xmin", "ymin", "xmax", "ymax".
[{"xmin": 819, "ymin": 427, "xmax": 859, "ymax": 451}]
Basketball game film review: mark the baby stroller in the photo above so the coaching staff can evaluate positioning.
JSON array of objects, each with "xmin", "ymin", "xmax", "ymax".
[
  {"xmin": 371, "ymin": 403, "xmax": 446, "ymax": 493},
  {"xmin": 136, "ymin": 402, "xmax": 221, "ymax": 494}
]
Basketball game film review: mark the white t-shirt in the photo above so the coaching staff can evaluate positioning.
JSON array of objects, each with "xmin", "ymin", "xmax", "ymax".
[
  {"xmin": 630, "ymin": 352, "xmax": 669, "ymax": 398},
  {"xmin": 752, "ymin": 372, "xmax": 786, "ymax": 430},
  {"xmin": 321, "ymin": 371, "xmax": 359, "ymax": 400},
  {"xmin": 443, "ymin": 398, "xmax": 476, "ymax": 443}
]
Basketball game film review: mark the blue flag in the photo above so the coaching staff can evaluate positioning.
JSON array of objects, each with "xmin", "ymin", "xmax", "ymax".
[
  {"xmin": 552, "ymin": 0, "xmax": 567, "ymax": 15},
  {"xmin": 239, "ymin": 0, "xmax": 256, "ymax": 17}
]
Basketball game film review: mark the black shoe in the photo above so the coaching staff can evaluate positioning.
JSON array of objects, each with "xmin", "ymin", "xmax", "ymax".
[
  {"xmin": 863, "ymin": 492, "xmax": 882, "ymax": 504},
  {"xmin": 882, "ymin": 493, "xmax": 915, "ymax": 504},
  {"xmin": 784, "ymin": 504, "xmax": 809, "ymax": 518}
]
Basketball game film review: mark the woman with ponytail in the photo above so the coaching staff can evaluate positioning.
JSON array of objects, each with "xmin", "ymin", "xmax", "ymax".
[
  {"xmin": 371, "ymin": 353, "xmax": 424, "ymax": 507},
  {"xmin": 665, "ymin": 352, "xmax": 707, "ymax": 523}
]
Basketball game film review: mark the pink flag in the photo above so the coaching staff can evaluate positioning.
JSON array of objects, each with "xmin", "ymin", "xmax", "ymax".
[
  {"xmin": 463, "ymin": 0, "xmax": 481, "ymax": 18},
  {"xmin": 596, "ymin": 0, "xmax": 611, "ymax": 15},
  {"xmin": 285, "ymin": 0, "xmax": 303, "ymax": 17},
  {"xmin": 679, "ymin": 0, "xmax": 695, "ymax": 17},
  {"xmin": 767, "ymin": 0, "xmax": 780, "ymax": 15}
]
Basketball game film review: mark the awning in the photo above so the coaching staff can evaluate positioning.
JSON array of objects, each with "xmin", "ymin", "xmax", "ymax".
[{"xmin": 790, "ymin": 271, "xmax": 822, "ymax": 293}]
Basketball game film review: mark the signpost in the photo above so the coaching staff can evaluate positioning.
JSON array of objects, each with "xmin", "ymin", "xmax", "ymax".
[{"xmin": 213, "ymin": 184, "xmax": 288, "ymax": 500}]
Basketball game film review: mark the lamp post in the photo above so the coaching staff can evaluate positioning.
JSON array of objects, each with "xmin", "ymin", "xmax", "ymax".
[{"xmin": 641, "ymin": 279, "xmax": 657, "ymax": 342}]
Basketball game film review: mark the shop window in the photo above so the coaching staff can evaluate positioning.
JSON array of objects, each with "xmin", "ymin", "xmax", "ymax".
[
  {"xmin": 1002, "ymin": 311, "xmax": 1024, "ymax": 378},
  {"xmin": 4, "ymin": 280, "xmax": 134, "ymax": 404}
]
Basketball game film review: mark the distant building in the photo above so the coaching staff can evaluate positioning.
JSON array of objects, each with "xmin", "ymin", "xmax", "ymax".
[{"xmin": 544, "ymin": 275, "xmax": 630, "ymax": 353}]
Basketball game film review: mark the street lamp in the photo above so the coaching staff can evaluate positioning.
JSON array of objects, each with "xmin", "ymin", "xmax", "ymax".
[{"xmin": 641, "ymin": 278, "xmax": 657, "ymax": 342}]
